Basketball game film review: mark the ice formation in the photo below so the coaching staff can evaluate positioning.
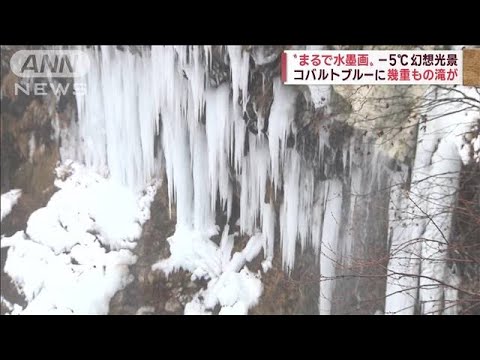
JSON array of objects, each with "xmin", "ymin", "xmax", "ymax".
[
  {"xmin": 5, "ymin": 46, "xmax": 476, "ymax": 315},
  {"xmin": 385, "ymin": 86, "xmax": 480, "ymax": 315},
  {"xmin": 62, "ymin": 46, "xmax": 427, "ymax": 314}
]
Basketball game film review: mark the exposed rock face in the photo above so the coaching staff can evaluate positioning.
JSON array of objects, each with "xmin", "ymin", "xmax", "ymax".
[
  {"xmin": 250, "ymin": 244, "xmax": 320, "ymax": 315},
  {"xmin": 108, "ymin": 181, "xmax": 207, "ymax": 315},
  {"xmin": 334, "ymin": 84, "xmax": 424, "ymax": 163},
  {"xmin": 1, "ymin": 46, "xmax": 76, "ymax": 314},
  {"xmin": 454, "ymin": 153, "xmax": 480, "ymax": 315},
  {"xmin": 108, "ymin": 179, "xmax": 321, "ymax": 315},
  {"xmin": 1, "ymin": 46, "xmax": 77, "ymax": 198}
]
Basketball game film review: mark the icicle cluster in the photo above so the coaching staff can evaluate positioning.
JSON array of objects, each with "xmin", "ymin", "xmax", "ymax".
[
  {"xmin": 385, "ymin": 86, "xmax": 480, "ymax": 315},
  {"xmin": 66, "ymin": 46, "xmax": 405, "ymax": 314}
]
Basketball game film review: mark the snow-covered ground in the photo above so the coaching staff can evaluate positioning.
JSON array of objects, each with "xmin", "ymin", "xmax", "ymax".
[
  {"xmin": 153, "ymin": 226, "xmax": 264, "ymax": 315},
  {"xmin": 1, "ymin": 189, "xmax": 22, "ymax": 222},
  {"xmin": 1, "ymin": 161, "xmax": 158, "ymax": 314}
]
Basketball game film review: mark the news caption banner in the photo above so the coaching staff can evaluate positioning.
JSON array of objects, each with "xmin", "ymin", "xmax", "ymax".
[{"xmin": 281, "ymin": 49, "xmax": 480, "ymax": 86}]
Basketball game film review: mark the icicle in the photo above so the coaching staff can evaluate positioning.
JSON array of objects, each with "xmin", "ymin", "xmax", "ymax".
[
  {"xmin": 191, "ymin": 122, "xmax": 215, "ymax": 231},
  {"xmin": 239, "ymin": 134, "xmax": 270, "ymax": 235},
  {"xmin": 279, "ymin": 149, "xmax": 301, "ymax": 273},
  {"xmin": 311, "ymin": 186, "xmax": 325, "ymax": 258},
  {"xmin": 385, "ymin": 86, "xmax": 479, "ymax": 315},
  {"xmin": 262, "ymin": 203, "xmax": 275, "ymax": 262},
  {"xmin": 233, "ymin": 112, "xmax": 246, "ymax": 176},
  {"xmin": 205, "ymin": 84, "xmax": 232, "ymax": 214},
  {"xmin": 203, "ymin": 45, "xmax": 212, "ymax": 72},
  {"xmin": 227, "ymin": 46, "xmax": 250, "ymax": 113},
  {"xmin": 298, "ymin": 165, "xmax": 315, "ymax": 252},
  {"xmin": 384, "ymin": 172, "xmax": 421, "ymax": 315},
  {"xmin": 318, "ymin": 179, "xmax": 343, "ymax": 315},
  {"xmin": 70, "ymin": 46, "xmax": 161, "ymax": 190},
  {"xmin": 268, "ymin": 78, "xmax": 296, "ymax": 191}
]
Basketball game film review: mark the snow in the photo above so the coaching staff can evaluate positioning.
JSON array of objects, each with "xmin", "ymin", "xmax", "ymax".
[
  {"xmin": 243, "ymin": 233, "xmax": 264, "ymax": 262},
  {"xmin": 136, "ymin": 306, "xmax": 155, "ymax": 315},
  {"xmin": 204, "ymin": 268, "xmax": 262, "ymax": 315},
  {"xmin": 154, "ymin": 226, "xmax": 264, "ymax": 315},
  {"xmin": 152, "ymin": 225, "xmax": 222, "ymax": 280},
  {"xmin": 1, "ymin": 161, "xmax": 157, "ymax": 314},
  {"xmin": 251, "ymin": 46, "xmax": 281, "ymax": 66},
  {"xmin": 308, "ymin": 85, "xmax": 331, "ymax": 110},
  {"xmin": 1, "ymin": 189, "xmax": 22, "ymax": 222},
  {"xmin": 1, "ymin": 295, "xmax": 22, "ymax": 315},
  {"xmin": 184, "ymin": 268, "xmax": 262, "ymax": 315},
  {"xmin": 1, "ymin": 296, "xmax": 14, "ymax": 312}
]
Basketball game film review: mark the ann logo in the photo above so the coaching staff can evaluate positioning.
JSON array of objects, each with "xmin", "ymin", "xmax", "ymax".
[
  {"xmin": 20, "ymin": 54, "xmax": 74, "ymax": 75},
  {"xmin": 11, "ymin": 50, "xmax": 90, "ymax": 78}
]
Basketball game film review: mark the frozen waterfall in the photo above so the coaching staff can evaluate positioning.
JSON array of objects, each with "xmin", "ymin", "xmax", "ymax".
[{"xmin": 55, "ymin": 46, "xmax": 477, "ymax": 314}]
